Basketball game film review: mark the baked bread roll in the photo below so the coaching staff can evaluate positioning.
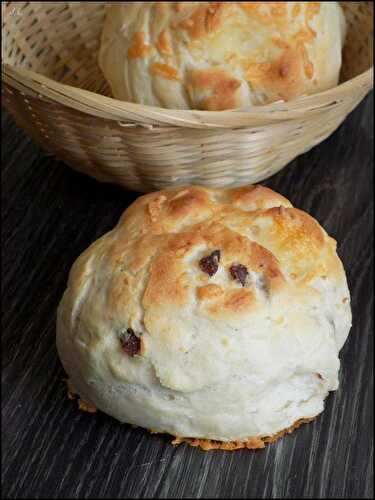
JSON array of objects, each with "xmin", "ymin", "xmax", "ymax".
[
  {"xmin": 57, "ymin": 185, "xmax": 352, "ymax": 449},
  {"xmin": 98, "ymin": 2, "xmax": 346, "ymax": 110}
]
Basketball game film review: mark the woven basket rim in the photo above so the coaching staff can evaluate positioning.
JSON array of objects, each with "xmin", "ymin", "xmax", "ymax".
[{"xmin": 2, "ymin": 62, "xmax": 373, "ymax": 128}]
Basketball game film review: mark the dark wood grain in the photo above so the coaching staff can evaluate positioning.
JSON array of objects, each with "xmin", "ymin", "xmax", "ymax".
[{"xmin": 1, "ymin": 93, "xmax": 373, "ymax": 499}]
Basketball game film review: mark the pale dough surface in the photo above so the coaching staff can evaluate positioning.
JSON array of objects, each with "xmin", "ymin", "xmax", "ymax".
[{"xmin": 57, "ymin": 184, "xmax": 351, "ymax": 442}]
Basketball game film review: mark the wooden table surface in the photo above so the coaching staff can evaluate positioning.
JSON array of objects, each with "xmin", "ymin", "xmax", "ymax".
[{"xmin": 2, "ymin": 93, "xmax": 373, "ymax": 499}]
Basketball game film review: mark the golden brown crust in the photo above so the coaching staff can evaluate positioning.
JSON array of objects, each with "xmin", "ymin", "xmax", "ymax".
[
  {"xmin": 150, "ymin": 63, "xmax": 180, "ymax": 81},
  {"xmin": 59, "ymin": 183, "xmax": 350, "ymax": 443},
  {"xmin": 78, "ymin": 399, "xmax": 97, "ymax": 413},
  {"xmin": 67, "ymin": 185, "xmax": 345, "ymax": 352},
  {"xmin": 68, "ymin": 183, "xmax": 343, "ymax": 340},
  {"xmin": 228, "ymin": 185, "xmax": 292, "ymax": 212},
  {"xmin": 127, "ymin": 32, "xmax": 152, "ymax": 60},
  {"xmin": 187, "ymin": 68, "xmax": 243, "ymax": 112},
  {"xmin": 65, "ymin": 378, "xmax": 77, "ymax": 400},
  {"xmin": 65, "ymin": 379, "xmax": 97, "ymax": 413},
  {"xmin": 196, "ymin": 284, "xmax": 224, "ymax": 301},
  {"xmin": 166, "ymin": 187, "xmax": 212, "ymax": 220},
  {"xmin": 156, "ymin": 29, "xmax": 173, "ymax": 56},
  {"xmin": 178, "ymin": 3, "xmax": 237, "ymax": 40},
  {"xmin": 100, "ymin": 2, "xmax": 344, "ymax": 110},
  {"xmin": 147, "ymin": 194, "xmax": 167, "ymax": 222},
  {"xmin": 171, "ymin": 418, "xmax": 315, "ymax": 451},
  {"xmin": 208, "ymin": 288, "xmax": 256, "ymax": 317}
]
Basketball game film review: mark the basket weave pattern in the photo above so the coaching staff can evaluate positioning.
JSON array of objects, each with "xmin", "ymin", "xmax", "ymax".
[{"xmin": 2, "ymin": 2, "xmax": 373, "ymax": 192}]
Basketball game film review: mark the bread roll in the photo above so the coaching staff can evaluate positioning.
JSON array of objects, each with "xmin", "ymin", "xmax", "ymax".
[
  {"xmin": 57, "ymin": 184, "xmax": 352, "ymax": 449},
  {"xmin": 99, "ymin": 2, "xmax": 346, "ymax": 110}
]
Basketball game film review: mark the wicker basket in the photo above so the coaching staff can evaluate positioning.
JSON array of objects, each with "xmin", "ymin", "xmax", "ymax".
[{"xmin": 1, "ymin": 2, "xmax": 373, "ymax": 192}]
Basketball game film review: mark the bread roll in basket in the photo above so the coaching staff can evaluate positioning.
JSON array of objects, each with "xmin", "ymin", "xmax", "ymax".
[
  {"xmin": 99, "ymin": 3, "xmax": 346, "ymax": 109},
  {"xmin": 1, "ymin": 2, "xmax": 373, "ymax": 192}
]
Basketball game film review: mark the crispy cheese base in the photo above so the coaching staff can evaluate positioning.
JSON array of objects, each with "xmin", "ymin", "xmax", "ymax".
[
  {"xmin": 65, "ymin": 379, "xmax": 315, "ymax": 451},
  {"xmin": 169, "ymin": 418, "xmax": 315, "ymax": 451}
]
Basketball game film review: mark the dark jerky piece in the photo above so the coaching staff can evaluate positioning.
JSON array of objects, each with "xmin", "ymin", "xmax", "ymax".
[
  {"xmin": 199, "ymin": 250, "xmax": 220, "ymax": 277},
  {"xmin": 119, "ymin": 328, "xmax": 141, "ymax": 357},
  {"xmin": 230, "ymin": 264, "xmax": 248, "ymax": 286}
]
